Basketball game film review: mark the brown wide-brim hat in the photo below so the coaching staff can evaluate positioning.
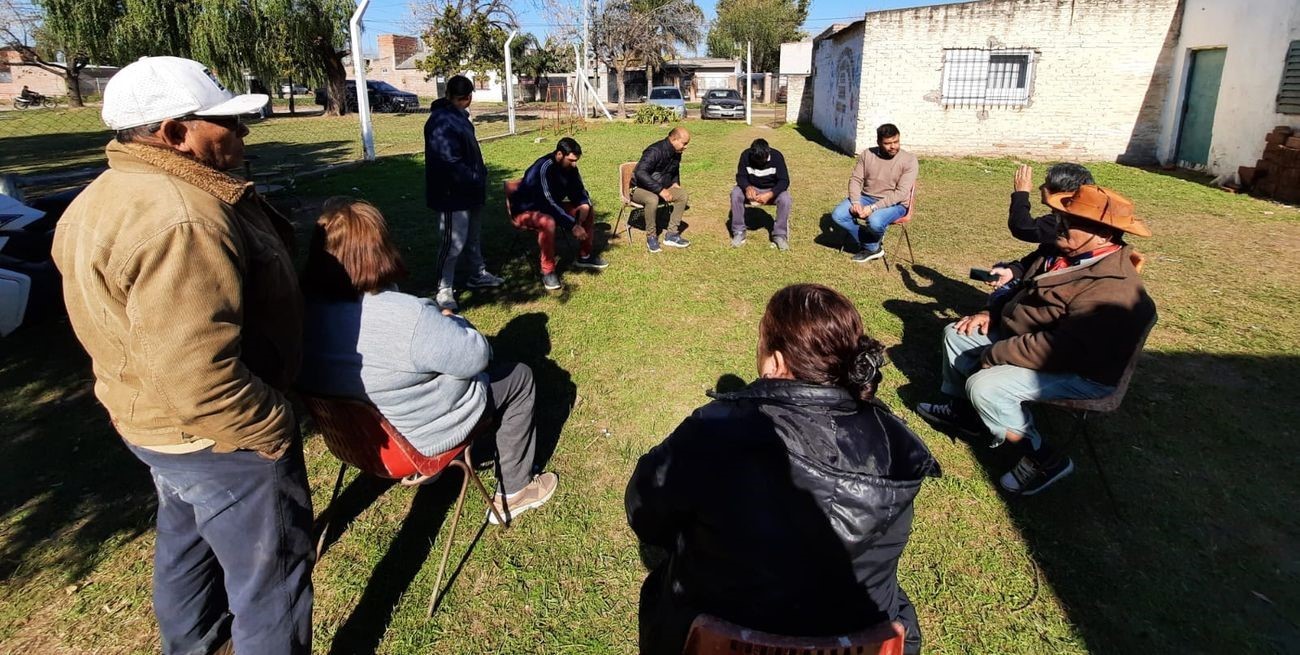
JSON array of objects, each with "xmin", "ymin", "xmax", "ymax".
[{"xmin": 1045, "ymin": 184, "xmax": 1152, "ymax": 237}]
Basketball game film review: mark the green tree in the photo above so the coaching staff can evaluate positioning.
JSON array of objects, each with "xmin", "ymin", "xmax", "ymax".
[
  {"xmin": 516, "ymin": 34, "xmax": 564, "ymax": 102},
  {"xmin": 705, "ymin": 0, "xmax": 806, "ymax": 74},
  {"xmin": 415, "ymin": 0, "xmax": 515, "ymax": 83},
  {"xmin": 3, "ymin": 0, "xmax": 123, "ymax": 107}
]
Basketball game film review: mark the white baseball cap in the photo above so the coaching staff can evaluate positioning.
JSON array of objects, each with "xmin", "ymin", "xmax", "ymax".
[{"xmin": 102, "ymin": 56, "xmax": 269, "ymax": 130}]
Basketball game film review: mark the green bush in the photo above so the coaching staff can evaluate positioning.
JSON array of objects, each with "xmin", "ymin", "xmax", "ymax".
[{"xmin": 633, "ymin": 104, "xmax": 680, "ymax": 124}]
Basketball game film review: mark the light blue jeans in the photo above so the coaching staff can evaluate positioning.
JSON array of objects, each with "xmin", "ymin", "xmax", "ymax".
[
  {"xmin": 940, "ymin": 322, "xmax": 1114, "ymax": 449},
  {"xmin": 829, "ymin": 194, "xmax": 909, "ymax": 252}
]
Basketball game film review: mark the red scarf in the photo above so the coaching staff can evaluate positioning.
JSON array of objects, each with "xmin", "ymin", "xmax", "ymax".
[{"xmin": 1046, "ymin": 243, "xmax": 1122, "ymax": 272}]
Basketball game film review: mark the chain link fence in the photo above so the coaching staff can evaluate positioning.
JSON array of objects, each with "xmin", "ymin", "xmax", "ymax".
[{"xmin": 0, "ymin": 90, "xmax": 547, "ymax": 201}]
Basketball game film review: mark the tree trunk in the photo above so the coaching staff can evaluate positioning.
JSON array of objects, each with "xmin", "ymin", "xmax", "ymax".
[
  {"xmin": 616, "ymin": 65, "xmax": 626, "ymax": 118},
  {"xmin": 319, "ymin": 45, "xmax": 349, "ymax": 116},
  {"xmin": 64, "ymin": 71, "xmax": 84, "ymax": 108}
]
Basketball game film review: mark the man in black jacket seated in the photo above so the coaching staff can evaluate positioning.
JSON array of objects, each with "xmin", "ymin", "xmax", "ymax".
[
  {"xmin": 729, "ymin": 138, "xmax": 793, "ymax": 250},
  {"xmin": 631, "ymin": 127, "xmax": 691, "ymax": 252}
]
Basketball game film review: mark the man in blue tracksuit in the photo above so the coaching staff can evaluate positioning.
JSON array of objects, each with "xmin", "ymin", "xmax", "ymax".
[
  {"xmin": 509, "ymin": 138, "xmax": 608, "ymax": 291},
  {"xmin": 424, "ymin": 75, "xmax": 503, "ymax": 311}
]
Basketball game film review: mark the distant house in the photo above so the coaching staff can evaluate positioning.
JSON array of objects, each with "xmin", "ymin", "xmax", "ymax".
[
  {"xmin": 793, "ymin": 0, "xmax": 1300, "ymax": 176},
  {"xmin": 0, "ymin": 48, "xmax": 118, "ymax": 102},
  {"xmin": 374, "ymin": 34, "xmax": 512, "ymax": 103}
]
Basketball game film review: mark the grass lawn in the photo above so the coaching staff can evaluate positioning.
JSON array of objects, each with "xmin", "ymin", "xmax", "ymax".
[{"xmin": 2, "ymin": 119, "xmax": 1299, "ymax": 654}]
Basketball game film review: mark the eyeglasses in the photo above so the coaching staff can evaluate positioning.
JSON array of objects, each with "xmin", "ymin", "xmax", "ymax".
[{"xmin": 180, "ymin": 114, "xmax": 244, "ymax": 131}]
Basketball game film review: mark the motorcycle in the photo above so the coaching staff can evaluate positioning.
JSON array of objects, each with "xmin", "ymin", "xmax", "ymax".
[{"xmin": 13, "ymin": 92, "xmax": 57, "ymax": 110}]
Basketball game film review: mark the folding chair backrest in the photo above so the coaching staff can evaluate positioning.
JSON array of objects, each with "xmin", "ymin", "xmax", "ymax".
[
  {"xmin": 897, "ymin": 184, "xmax": 916, "ymax": 224},
  {"xmin": 302, "ymin": 393, "xmax": 467, "ymax": 480},
  {"xmin": 682, "ymin": 615, "xmax": 906, "ymax": 655},
  {"xmin": 1041, "ymin": 314, "xmax": 1157, "ymax": 414},
  {"xmin": 503, "ymin": 179, "xmax": 521, "ymax": 217},
  {"xmin": 619, "ymin": 162, "xmax": 637, "ymax": 204}
]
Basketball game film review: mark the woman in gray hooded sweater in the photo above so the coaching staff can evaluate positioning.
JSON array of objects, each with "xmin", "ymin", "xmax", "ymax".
[{"xmin": 299, "ymin": 197, "xmax": 557, "ymax": 524}]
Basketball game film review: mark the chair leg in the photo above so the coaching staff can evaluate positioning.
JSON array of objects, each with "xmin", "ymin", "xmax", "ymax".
[
  {"xmin": 612, "ymin": 203, "xmax": 626, "ymax": 239},
  {"xmin": 429, "ymin": 459, "xmax": 472, "ymax": 617},
  {"xmin": 1079, "ymin": 413, "xmax": 1123, "ymax": 517},
  {"xmin": 464, "ymin": 448, "xmax": 507, "ymax": 527},
  {"xmin": 902, "ymin": 224, "xmax": 916, "ymax": 264},
  {"xmin": 316, "ymin": 462, "xmax": 349, "ymax": 559}
]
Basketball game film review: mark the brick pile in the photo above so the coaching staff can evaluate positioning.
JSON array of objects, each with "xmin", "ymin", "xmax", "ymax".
[{"xmin": 1240, "ymin": 126, "xmax": 1300, "ymax": 204}]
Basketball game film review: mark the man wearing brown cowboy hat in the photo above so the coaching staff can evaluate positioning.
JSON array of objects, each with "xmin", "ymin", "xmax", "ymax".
[{"xmin": 916, "ymin": 184, "xmax": 1157, "ymax": 496}]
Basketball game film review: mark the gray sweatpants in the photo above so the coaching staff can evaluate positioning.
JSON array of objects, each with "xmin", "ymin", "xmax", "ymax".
[
  {"xmin": 487, "ymin": 361, "xmax": 538, "ymax": 495},
  {"xmin": 435, "ymin": 207, "xmax": 487, "ymax": 293}
]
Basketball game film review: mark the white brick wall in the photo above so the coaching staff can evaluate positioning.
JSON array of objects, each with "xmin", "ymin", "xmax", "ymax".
[
  {"xmin": 811, "ymin": 0, "xmax": 1182, "ymax": 161},
  {"xmin": 811, "ymin": 22, "xmax": 865, "ymax": 153}
]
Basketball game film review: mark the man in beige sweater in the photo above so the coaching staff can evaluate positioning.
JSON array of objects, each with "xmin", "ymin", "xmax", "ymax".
[
  {"xmin": 829, "ymin": 123, "xmax": 918, "ymax": 262},
  {"xmin": 52, "ymin": 57, "xmax": 312, "ymax": 655}
]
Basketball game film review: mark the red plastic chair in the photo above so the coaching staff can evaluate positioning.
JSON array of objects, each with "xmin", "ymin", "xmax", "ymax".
[
  {"xmin": 302, "ymin": 393, "xmax": 505, "ymax": 616},
  {"xmin": 682, "ymin": 615, "xmax": 906, "ymax": 655}
]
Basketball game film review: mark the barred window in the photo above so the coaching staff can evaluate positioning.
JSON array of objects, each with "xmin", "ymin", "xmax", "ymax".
[
  {"xmin": 1279, "ymin": 40, "xmax": 1300, "ymax": 115},
  {"xmin": 0, "ymin": 70, "xmax": 10, "ymax": 83},
  {"xmin": 941, "ymin": 48, "xmax": 1036, "ymax": 108}
]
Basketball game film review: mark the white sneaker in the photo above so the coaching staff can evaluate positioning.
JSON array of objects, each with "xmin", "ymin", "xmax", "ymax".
[
  {"xmin": 466, "ymin": 271, "xmax": 504, "ymax": 288},
  {"xmin": 435, "ymin": 288, "xmax": 458, "ymax": 311}
]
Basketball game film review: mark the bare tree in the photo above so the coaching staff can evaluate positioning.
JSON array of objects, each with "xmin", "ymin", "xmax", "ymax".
[{"xmin": 593, "ymin": 0, "xmax": 701, "ymax": 117}]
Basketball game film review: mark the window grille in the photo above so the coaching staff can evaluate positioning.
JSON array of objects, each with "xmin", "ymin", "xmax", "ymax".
[
  {"xmin": 941, "ymin": 48, "xmax": 1036, "ymax": 108},
  {"xmin": 1279, "ymin": 40, "xmax": 1300, "ymax": 115}
]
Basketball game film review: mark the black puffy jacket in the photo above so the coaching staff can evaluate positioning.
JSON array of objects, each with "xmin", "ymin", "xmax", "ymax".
[
  {"xmin": 625, "ymin": 379, "xmax": 940, "ymax": 654},
  {"xmin": 424, "ymin": 98, "xmax": 486, "ymax": 211},
  {"xmin": 632, "ymin": 138, "xmax": 681, "ymax": 193}
]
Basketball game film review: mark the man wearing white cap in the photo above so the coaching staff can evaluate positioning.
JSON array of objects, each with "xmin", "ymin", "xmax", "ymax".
[{"xmin": 52, "ymin": 56, "xmax": 312, "ymax": 655}]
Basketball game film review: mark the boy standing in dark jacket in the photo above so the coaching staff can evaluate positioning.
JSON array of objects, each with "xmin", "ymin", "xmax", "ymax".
[
  {"xmin": 631, "ymin": 127, "xmax": 691, "ymax": 252},
  {"xmin": 509, "ymin": 138, "xmax": 608, "ymax": 290},
  {"xmin": 729, "ymin": 138, "xmax": 792, "ymax": 250},
  {"xmin": 424, "ymin": 75, "xmax": 502, "ymax": 310}
]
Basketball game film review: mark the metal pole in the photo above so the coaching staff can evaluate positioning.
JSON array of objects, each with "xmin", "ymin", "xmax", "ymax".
[
  {"xmin": 349, "ymin": 0, "xmax": 375, "ymax": 161},
  {"xmin": 505, "ymin": 30, "xmax": 517, "ymax": 134},
  {"xmin": 581, "ymin": 0, "xmax": 589, "ymax": 118},
  {"xmin": 746, "ymin": 41, "xmax": 752, "ymax": 125}
]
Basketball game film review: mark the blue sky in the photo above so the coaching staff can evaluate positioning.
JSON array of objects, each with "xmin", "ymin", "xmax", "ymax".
[{"xmin": 358, "ymin": 0, "xmax": 969, "ymax": 53}]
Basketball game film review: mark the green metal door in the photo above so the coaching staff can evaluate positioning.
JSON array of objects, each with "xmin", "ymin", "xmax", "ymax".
[{"xmin": 1176, "ymin": 48, "xmax": 1227, "ymax": 167}]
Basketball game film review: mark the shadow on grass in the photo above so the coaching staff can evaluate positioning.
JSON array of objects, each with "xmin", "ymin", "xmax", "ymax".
[
  {"xmin": 325, "ymin": 474, "xmax": 463, "ymax": 655},
  {"xmin": 0, "ymin": 318, "xmax": 156, "ymax": 587},
  {"xmin": 0, "ymin": 129, "xmax": 111, "ymax": 177},
  {"xmin": 487, "ymin": 312, "xmax": 576, "ymax": 473},
  {"xmin": 882, "ymin": 266, "xmax": 1300, "ymax": 653}
]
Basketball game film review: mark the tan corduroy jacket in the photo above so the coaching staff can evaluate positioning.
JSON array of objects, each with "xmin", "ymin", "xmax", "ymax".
[{"xmin": 53, "ymin": 141, "xmax": 303, "ymax": 455}]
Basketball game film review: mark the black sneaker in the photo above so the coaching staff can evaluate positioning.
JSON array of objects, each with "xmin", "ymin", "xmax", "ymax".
[
  {"xmin": 916, "ymin": 401, "xmax": 986, "ymax": 442},
  {"xmin": 852, "ymin": 247, "xmax": 885, "ymax": 263},
  {"xmin": 662, "ymin": 233, "xmax": 691, "ymax": 248},
  {"xmin": 573, "ymin": 254, "xmax": 609, "ymax": 270},
  {"xmin": 647, "ymin": 235, "xmax": 662, "ymax": 253},
  {"xmin": 999, "ymin": 454, "xmax": 1075, "ymax": 496},
  {"xmin": 541, "ymin": 272, "xmax": 563, "ymax": 290}
]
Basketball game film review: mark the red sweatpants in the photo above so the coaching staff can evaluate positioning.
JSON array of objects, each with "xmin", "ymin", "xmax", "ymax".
[{"xmin": 511, "ymin": 203, "xmax": 594, "ymax": 274}]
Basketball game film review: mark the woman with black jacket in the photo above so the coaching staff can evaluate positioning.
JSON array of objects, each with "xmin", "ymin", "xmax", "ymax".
[{"xmin": 625, "ymin": 283, "xmax": 939, "ymax": 654}]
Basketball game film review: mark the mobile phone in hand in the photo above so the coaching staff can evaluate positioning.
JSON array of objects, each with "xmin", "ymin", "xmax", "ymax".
[{"xmin": 969, "ymin": 267, "xmax": 999, "ymax": 282}]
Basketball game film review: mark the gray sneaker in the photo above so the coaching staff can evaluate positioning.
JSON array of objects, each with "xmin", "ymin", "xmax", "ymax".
[
  {"xmin": 730, "ymin": 231, "xmax": 747, "ymax": 247},
  {"xmin": 434, "ymin": 288, "xmax": 458, "ymax": 311},
  {"xmin": 771, "ymin": 236, "xmax": 789, "ymax": 251},
  {"xmin": 541, "ymin": 272, "xmax": 563, "ymax": 290},
  {"xmin": 465, "ymin": 270, "xmax": 504, "ymax": 288}
]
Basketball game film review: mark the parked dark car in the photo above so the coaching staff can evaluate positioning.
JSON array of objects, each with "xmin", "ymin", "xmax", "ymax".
[
  {"xmin": 315, "ymin": 80, "xmax": 420, "ymax": 113},
  {"xmin": 701, "ymin": 88, "xmax": 744, "ymax": 120}
]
